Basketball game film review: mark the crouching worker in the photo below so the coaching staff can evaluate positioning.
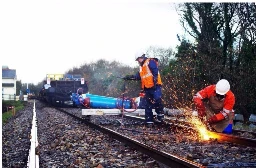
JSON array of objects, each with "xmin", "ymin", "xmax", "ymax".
[
  {"xmin": 193, "ymin": 79, "xmax": 235, "ymax": 134},
  {"xmin": 123, "ymin": 51, "xmax": 164, "ymax": 127}
]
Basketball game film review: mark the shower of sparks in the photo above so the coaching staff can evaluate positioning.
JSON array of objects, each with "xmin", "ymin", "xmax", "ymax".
[
  {"xmin": 160, "ymin": 58, "xmax": 215, "ymax": 142},
  {"xmin": 173, "ymin": 107, "xmax": 214, "ymax": 141},
  {"xmin": 189, "ymin": 117, "xmax": 211, "ymax": 141}
]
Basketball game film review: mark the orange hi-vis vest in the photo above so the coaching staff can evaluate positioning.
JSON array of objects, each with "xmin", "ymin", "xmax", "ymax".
[{"xmin": 139, "ymin": 58, "xmax": 162, "ymax": 89}]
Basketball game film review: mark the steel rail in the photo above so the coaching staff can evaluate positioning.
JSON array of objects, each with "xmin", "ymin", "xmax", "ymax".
[
  {"xmin": 123, "ymin": 115, "xmax": 256, "ymax": 147},
  {"xmin": 57, "ymin": 108, "xmax": 204, "ymax": 168},
  {"xmin": 165, "ymin": 116, "xmax": 256, "ymax": 137},
  {"xmin": 207, "ymin": 131, "xmax": 256, "ymax": 147}
]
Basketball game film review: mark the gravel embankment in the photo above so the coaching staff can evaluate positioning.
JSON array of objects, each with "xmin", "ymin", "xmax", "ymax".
[
  {"xmin": 3, "ymin": 100, "xmax": 163, "ymax": 167},
  {"xmin": 3, "ymin": 100, "xmax": 256, "ymax": 168},
  {"xmin": 2, "ymin": 101, "xmax": 33, "ymax": 167}
]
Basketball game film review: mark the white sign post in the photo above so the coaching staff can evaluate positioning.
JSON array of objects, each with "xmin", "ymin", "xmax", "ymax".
[
  {"xmin": 47, "ymin": 78, "xmax": 50, "ymax": 85},
  {"xmin": 81, "ymin": 78, "xmax": 84, "ymax": 84}
]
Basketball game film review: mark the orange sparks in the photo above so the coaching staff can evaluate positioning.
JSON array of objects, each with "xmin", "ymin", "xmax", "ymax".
[{"xmin": 189, "ymin": 117, "xmax": 211, "ymax": 141}]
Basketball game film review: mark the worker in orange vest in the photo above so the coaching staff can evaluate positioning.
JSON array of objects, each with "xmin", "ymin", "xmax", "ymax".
[
  {"xmin": 193, "ymin": 79, "xmax": 235, "ymax": 133},
  {"xmin": 123, "ymin": 51, "xmax": 164, "ymax": 127}
]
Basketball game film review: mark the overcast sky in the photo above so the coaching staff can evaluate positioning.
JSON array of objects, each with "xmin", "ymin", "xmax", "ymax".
[{"xmin": 1, "ymin": 0, "xmax": 183, "ymax": 84}]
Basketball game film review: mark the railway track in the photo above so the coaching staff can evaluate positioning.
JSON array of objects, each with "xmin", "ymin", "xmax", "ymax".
[
  {"xmin": 57, "ymin": 107, "xmax": 256, "ymax": 167},
  {"xmin": 58, "ymin": 108, "xmax": 203, "ymax": 168}
]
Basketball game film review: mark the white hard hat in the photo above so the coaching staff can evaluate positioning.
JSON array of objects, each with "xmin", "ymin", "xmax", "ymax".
[
  {"xmin": 216, "ymin": 79, "xmax": 230, "ymax": 95},
  {"xmin": 135, "ymin": 51, "xmax": 145, "ymax": 61}
]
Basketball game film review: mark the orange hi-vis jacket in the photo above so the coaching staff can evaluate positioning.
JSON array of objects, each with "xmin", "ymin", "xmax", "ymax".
[
  {"xmin": 194, "ymin": 84, "xmax": 235, "ymax": 124},
  {"xmin": 193, "ymin": 85, "xmax": 235, "ymax": 132},
  {"xmin": 139, "ymin": 59, "xmax": 162, "ymax": 89}
]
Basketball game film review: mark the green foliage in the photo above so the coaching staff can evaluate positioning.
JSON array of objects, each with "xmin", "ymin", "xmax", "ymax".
[
  {"xmin": 2, "ymin": 100, "xmax": 24, "ymax": 108},
  {"xmin": 16, "ymin": 80, "xmax": 22, "ymax": 96},
  {"xmin": 2, "ymin": 111, "xmax": 13, "ymax": 125},
  {"xmin": 146, "ymin": 46, "xmax": 176, "ymax": 76},
  {"xmin": 66, "ymin": 59, "xmax": 138, "ymax": 97},
  {"xmin": 2, "ymin": 100, "xmax": 25, "ymax": 124},
  {"xmin": 233, "ymin": 40, "xmax": 256, "ymax": 115},
  {"xmin": 21, "ymin": 83, "xmax": 41, "ymax": 95}
]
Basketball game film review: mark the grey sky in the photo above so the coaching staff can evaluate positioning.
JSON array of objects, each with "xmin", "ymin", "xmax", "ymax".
[{"xmin": 1, "ymin": 0, "xmax": 183, "ymax": 84}]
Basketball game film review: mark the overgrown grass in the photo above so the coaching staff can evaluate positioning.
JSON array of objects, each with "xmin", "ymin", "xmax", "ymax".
[
  {"xmin": 2, "ymin": 111, "xmax": 13, "ymax": 124},
  {"xmin": 2, "ymin": 100, "xmax": 25, "ymax": 125}
]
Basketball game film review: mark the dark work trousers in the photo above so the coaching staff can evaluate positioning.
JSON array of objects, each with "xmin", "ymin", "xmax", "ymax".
[{"xmin": 144, "ymin": 85, "xmax": 164, "ymax": 123}]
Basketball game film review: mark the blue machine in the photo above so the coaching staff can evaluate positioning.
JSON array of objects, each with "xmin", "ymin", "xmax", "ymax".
[{"xmin": 72, "ymin": 93, "xmax": 132, "ymax": 109}]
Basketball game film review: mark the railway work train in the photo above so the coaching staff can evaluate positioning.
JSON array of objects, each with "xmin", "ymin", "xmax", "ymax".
[
  {"xmin": 39, "ymin": 74, "xmax": 88, "ymax": 106},
  {"xmin": 39, "ymin": 74, "xmax": 143, "ymax": 109}
]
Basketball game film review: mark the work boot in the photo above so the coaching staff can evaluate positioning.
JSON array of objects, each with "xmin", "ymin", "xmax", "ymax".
[
  {"xmin": 153, "ymin": 118, "xmax": 164, "ymax": 125},
  {"xmin": 145, "ymin": 121, "xmax": 154, "ymax": 128},
  {"xmin": 156, "ymin": 113, "xmax": 164, "ymax": 122},
  {"xmin": 146, "ymin": 123, "xmax": 154, "ymax": 128}
]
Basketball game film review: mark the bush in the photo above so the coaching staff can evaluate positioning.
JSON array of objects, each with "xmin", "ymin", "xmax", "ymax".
[
  {"xmin": 248, "ymin": 101, "xmax": 256, "ymax": 115},
  {"xmin": 2, "ymin": 100, "xmax": 25, "ymax": 124}
]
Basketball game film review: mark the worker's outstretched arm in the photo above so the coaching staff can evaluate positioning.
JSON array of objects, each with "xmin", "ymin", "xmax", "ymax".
[
  {"xmin": 123, "ymin": 72, "xmax": 141, "ymax": 80},
  {"xmin": 193, "ymin": 85, "xmax": 215, "ymax": 118}
]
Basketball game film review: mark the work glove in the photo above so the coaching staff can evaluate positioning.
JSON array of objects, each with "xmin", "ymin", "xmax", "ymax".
[
  {"xmin": 207, "ymin": 115, "xmax": 218, "ymax": 124},
  {"xmin": 193, "ymin": 97, "xmax": 206, "ymax": 118},
  {"xmin": 198, "ymin": 108, "xmax": 206, "ymax": 118},
  {"xmin": 123, "ymin": 75, "xmax": 135, "ymax": 80},
  {"xmin": 207, "ymin": 112, "xmax": 226, "ymax": 124},
  {"xmin": 203, "ymin": 120, "xmax": 214, "ymax": 131},
  {"xmin": 139, "ymin": 90, "xmax": 145, "ymax": 98}
]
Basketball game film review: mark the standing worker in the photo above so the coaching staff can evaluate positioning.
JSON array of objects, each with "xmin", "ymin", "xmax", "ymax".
[
  {"xmin": 123, "ymin": 51, "xmax": 164, "ymax": 127},
  {"xmin": 193, "ymin": 79, "xmax": 235, "ymax": 133}
]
